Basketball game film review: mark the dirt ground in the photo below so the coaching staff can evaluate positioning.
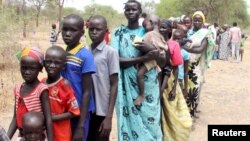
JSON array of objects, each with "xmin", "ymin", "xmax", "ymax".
[{"xmin": 0, "ymin": 33, "xmax": 250, "ymax": 141}]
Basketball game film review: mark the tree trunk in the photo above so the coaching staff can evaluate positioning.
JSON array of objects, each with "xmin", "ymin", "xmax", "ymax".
[
  {"xmin": 23, "ymin": 20, "xmax": 27, "ymax": 38},
  {"xmin": 58, "ymin": 5, "xmax": 62, "ymax": 22},
  {"xmin": 36, "ymin": 11, "xmax": 40, "ymax": 27}
]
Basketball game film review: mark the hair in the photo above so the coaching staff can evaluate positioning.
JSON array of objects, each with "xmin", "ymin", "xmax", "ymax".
[
  {"xmin": 183, "ymin": 15, "xmax": 192, "ymax": 21},
  {"xmin": 64, "ymin": 14, "xmax": 84, "ymax": 29},
  {"xmin": 147, "ymin": 14, "xmax": 160, "ymax": 26},
  {"xmin": 23, "ymin": 112, "xmax": 45, "ymax": 128},
  {"xmin": 52, "ymin": 24, "xmax": 56, "ymax": 29},
  {"xmin": 214, "ymin": 22, "xmax": 218, "ymax": 27},
  {"xmin": 173, "ymin": 29, "xmax": 184, "ymax": 37},
  {"xmin": 46, "ymin": 46, "xmax": 67, "ymax": 61},
  {"xmin": 124, "ymin": 0, "xmax": 142, "ymax": 11},
  {"xmin": 233, "ymin": 22, "xmax": 237, "ymax": 26},
  {"xmin": 160, "ymin": 19, "xmax": 172, "ymax": 28},
  {"xmin": 89, "ymin": 15, "xmax": 107, "ymax": 28},
  {"xmin": 141, "ymin": 12, "xmax": 147, "ymax": 18}
]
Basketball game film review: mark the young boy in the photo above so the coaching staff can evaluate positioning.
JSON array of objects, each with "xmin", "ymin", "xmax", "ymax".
[
  {"xmin": 43, "ymin": 46, "xmax": 80, "ymax": 141},
  {"xmin": 172, "ymin": 29, "xmax": 190, "ymax": 98},
  {"xmin": 60, "ymin": 14, "xmax": 96, "ymax": 141},
  {"xmin": 87, "ymin": 15, "xmax": 119, "ymax": 141},
  {"xmin": 134, "ymin": 14, "xmax": 167, "ymax": 106},
  {"xmin": 240, "ymin": 33, "xmax": 247, "ymax": 61},
  {"xmin": 50, "ymin": 24, "xmax": 58, "ymax": 46},
  {"xmin": 21, "ymin": 112, "xmax": 47, "ymax": 141}
]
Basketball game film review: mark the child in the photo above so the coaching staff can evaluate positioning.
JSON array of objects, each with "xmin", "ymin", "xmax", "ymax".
[
  {"xmin": 7, "ymin": 47, "xmax": 53, "ymax": 141},
  {"xmin": 173, "ymin": 29, "xmax": 190, "ymax": 98},
  {"xmin": 0, "ymin": 126, "xmax": 10, "ymax": 141},
  {"xmin": 50, "ymin": 24, "xmax": 58, "ymax": 46},
  {"xmin": 240, "ymin": 33, "xmax": 247, "ymax": 61},
  {"xmin": 21, "ymin": 112, "xmax": 46, "ymax": 141},
  {"xmin": 60, "ymin": 14, "xmax": 96, "ymax": 141},
  {"xmin": 43, "ymin": 46, "xmax": 80, "ymax": 141},
  {"xmin": 134, "ymin": 14, "xmax": 167, "ymax": 106},
  {"xmin": 87, "ymin": 15, "xmax": 119, "ymax": 141}
]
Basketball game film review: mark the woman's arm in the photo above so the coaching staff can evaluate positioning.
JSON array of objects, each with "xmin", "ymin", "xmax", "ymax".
[
  {"xmin": 120, "ymin": 49, "xmax": 159, "ymax": 68},
  {"xmin": 41, "ymin": 90, "xmax": 53, "ymax": 141},
  {"xmin": 183, "ymin": 38, "xmax": 208, "ymax": 53},
  {"xmin": 7, "ymin": 102, "xmax": 17, "ymax": 139}
]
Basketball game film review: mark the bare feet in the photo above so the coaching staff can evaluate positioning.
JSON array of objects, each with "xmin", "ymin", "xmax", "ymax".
[{"xmin": 134, "ymin": 95, "xmax": 145, "ymax": 106}]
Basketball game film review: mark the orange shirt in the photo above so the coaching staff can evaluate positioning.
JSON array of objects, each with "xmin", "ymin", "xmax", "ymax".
[{"xmin": 43, "ymin": 77, "xmax": 80, "ymax": 141}]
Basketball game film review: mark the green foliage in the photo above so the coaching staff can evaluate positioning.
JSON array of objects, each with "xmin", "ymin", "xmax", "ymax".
[
  {"xmin": 63, "ymin": 7, "xmax": 82, "ymax": 16},
  {"xmin": 156, "ymin": 0, "xmax": 250, "ymax": 28},
  {"xmin": 156, "ymin": 0, "xmax": 182, "ymax": 18},
  {"xmin": 81, "ymin": 4, "xmax": 126, "ymax": 29}
]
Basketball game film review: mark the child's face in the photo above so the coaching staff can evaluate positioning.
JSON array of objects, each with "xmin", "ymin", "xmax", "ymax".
[
  {"xmin": 20, "ymin": 56, "xmax": 42, "ymax": 83},
  {"xmin": 173, "ymin": 32, "xmax": 183, "ymax": 44},
  {"xmin": 23, "ymin": 123, "xmax": 45, "ymax": 141},
  {"xmin": 44, "ymin": 49, "xmax": 65, "ymax": 78},
  {"xmin": 183, "ymin": 18, "xmax": 192, "ymax": 29},
  {"xmin": 88, "ymin": 18, "xmax": 107, "ymax": 44},
  {"xmin": 62, "ymin": 18, "xmax": 84, "ymax": 47},
  {"xmin": 143, "ymin": 19, "xmax": 153, "ymax": 32}
]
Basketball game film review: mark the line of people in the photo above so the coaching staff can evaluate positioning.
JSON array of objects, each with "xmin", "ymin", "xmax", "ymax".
[{"xmin": 1, "ymin": 0, "xmax": 240, "ymax": 141}]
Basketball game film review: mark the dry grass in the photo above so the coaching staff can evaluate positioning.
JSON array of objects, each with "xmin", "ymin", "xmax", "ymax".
[{"xmin": 0, "ymin": 22, "xmax": 60, "ymax": 112}]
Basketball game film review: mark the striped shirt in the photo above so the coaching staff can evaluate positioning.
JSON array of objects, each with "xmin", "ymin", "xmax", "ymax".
[{"xmin": 15, "ymin": 83, "xmax": 48, "ymax": 112}]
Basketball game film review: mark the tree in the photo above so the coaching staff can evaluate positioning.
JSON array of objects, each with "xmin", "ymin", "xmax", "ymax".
[
  {"xmin": 81, "ymin": 4, "xmax": 125, "ymax": 29},
  {"xmin": 29, "ymin": 0, "xmax": 47, "ymax": 27},
  {"xmin": 55, "ymin": 0, "xmax": 64, "ymax": 22},
  {"xmin": 156, "ymin": 0, "xmax": 182, "ymax": 19},
  {"xmin": 142, "ymin": 0, "xmax": 156, "ymax": 14},
  {"xmin": 156, "ymin": 0, "xmax": 250, "ymax": 27}
]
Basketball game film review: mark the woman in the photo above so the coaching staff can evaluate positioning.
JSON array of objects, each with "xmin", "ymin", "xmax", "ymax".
[
  {"xmin": 219, "ymin": 25, "xmax": 230, "ymax": 60},
  {"xmin": 159, "ymin": 20, "xmax": 192, "ymax": 141},
  {"xmin": 111, "ymin": 0, "xmax": 162, "ymax": 140},
  {"xmin": 182, "ymin": 11, "xmax": 214, "ymax": 118}
]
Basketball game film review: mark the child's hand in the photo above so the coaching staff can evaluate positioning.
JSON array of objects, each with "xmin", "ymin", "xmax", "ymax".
[
  {"xmin": 135, "ymin": 42, "xmax": 155, "ymax": 53},
  {"xmin": 187, "ymin": 39, "xmax": 192, "ymax": 43},
  {"xmin": 168, "ymin": 89, "xmax": 176, "ymax": 101},
  {"xmin": 133, "ymin": 36, "xmax": 143, "ymax": 46}
]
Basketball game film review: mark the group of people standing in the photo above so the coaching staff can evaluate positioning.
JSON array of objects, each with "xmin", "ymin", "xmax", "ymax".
[
  {"xmin": 212, "ymin": 22, "xmax": 245, "ymax": 62},
  {"xmin": 0, "ymin": 0, "xmax": 245, "ymax": 141}
]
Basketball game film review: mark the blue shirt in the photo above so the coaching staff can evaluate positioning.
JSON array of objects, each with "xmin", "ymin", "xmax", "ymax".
[
  {"xmin": 61, "ymin": 45, "xmax": 96, "ymax": 112},
  {"xmin": 178, "ymin": 49, "xmax": 190, "ymax": 80}
]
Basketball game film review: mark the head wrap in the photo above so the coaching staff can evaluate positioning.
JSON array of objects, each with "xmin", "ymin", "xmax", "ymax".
[
  {"xmin": 18, "ymin": 47, "xmax": 44, "ymax": 65},
  {"xmin": 192, "ymin": 11, "xmax": 205, "ymax": 23},
  {"xmin": 161, "ymin": 19, "xmax": 172, "ymax": 28}
]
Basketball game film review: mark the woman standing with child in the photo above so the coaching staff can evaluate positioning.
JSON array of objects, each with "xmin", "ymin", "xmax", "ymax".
[{"xmin": 111, "ymin": 0, "xmax": 162, "ymax": 140}]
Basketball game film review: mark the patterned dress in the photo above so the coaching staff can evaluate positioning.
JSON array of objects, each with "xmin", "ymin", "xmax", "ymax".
[
  {"xmin": 186, "ymin": 28, "xmax": 215, "ymax": 117},
  {"xmin": 111, "ymin": 25, "xmax": 162, "ymax": 141},
  {"xmin": 161, "ymin": 39, "xmax": 192, "ymax": 141},
  {"xmin": 219, "ymin": 31, "xmax": 230, "ymax": 60}
]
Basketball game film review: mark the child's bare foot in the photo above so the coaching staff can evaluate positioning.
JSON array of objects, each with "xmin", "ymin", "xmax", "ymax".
[{"xmin": 134, "ymin": 95, "xmax": 145, "ymax": 106}]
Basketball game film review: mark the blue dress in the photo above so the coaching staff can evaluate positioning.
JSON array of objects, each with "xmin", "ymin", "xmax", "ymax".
[{"xmin": 111, "ymin": 25, "xmax": 162, "ymax": 141}]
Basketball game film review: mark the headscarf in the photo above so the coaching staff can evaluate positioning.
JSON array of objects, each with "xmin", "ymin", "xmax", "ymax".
[
  {"xmin": 192, "ymin": 11, "xmax": 205, "ymax": 24},
  {"xmin": 17, "ymin": 47, "xmax": 44, "ymax": 65}
]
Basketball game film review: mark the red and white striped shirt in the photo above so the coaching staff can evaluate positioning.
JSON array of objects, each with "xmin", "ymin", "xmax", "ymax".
[{"xmin": 15, "ymin": 83, "xmax": 48, "ymax": 112}]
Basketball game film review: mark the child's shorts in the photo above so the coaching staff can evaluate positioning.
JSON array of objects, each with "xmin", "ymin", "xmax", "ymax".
[{"xmin": 143, "ymin": 60, "xmax": 157, "ymax": 71}]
